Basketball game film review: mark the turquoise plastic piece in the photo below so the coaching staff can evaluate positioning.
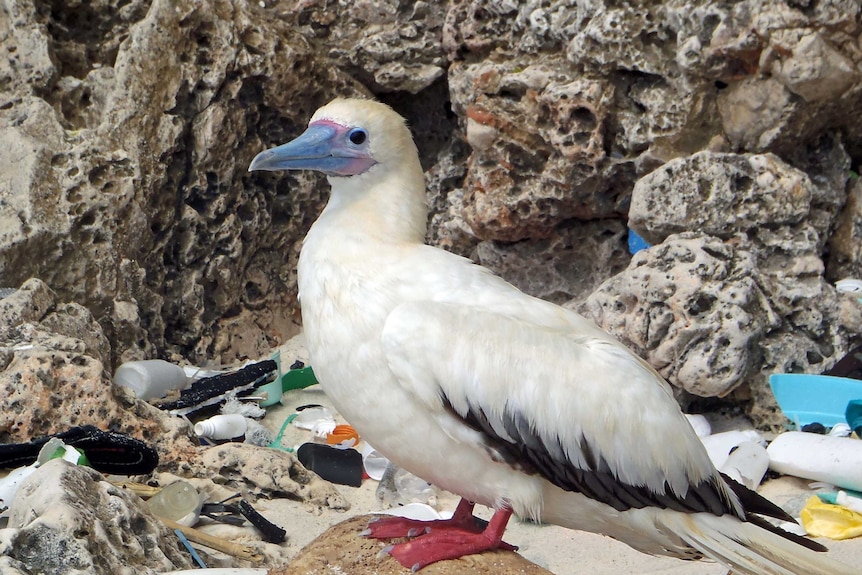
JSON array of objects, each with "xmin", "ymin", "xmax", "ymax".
[
  {"xmin": 257, "ymin": 366, "xmax": 318, "ymax": 407},
  {"xmin": 769, "ymin": 373, "xmax": 862, "ymax": 428}
]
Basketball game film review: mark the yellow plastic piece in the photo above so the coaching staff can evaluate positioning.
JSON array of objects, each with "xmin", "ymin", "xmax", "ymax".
[{"xmin": 800, "ymin": 495, "xmax": 862, "ymax": 540}]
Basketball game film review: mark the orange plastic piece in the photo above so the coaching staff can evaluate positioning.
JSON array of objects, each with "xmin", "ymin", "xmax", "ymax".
[{"xmin": 326, "ymin": 424, "xmax": 360, "ymax": 448}]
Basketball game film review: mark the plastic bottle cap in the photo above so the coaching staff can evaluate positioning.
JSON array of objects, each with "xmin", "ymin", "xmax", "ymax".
[{"xmin": 326, "ymin": 424, "xmax": 359, "ymax": 449}]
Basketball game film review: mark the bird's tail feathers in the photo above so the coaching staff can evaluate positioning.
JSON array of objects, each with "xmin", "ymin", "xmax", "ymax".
[{"xmin": 662, "ymin": 512, "xmax": 856, "ymax": 575}]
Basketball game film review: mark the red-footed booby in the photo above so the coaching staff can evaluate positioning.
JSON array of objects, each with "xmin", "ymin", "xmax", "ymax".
[{"xmin": 249, "ymin": 98, "xmax": 855, "ymax": 575}]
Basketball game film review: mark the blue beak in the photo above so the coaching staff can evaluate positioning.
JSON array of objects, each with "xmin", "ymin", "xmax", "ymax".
[{"xmin": 248, "ymin": 123, "xmax": 375, "ymax": 177}]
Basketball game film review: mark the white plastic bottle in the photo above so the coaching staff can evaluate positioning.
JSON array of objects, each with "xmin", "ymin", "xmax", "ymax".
[
  {"xmin": 194, "ymin": 414, "xmax": 248, "ymax": 440},
  {"xmin": 113, "ymin": 360, "xmax": 189, "ymax": 400},
  {"xmin": 767, "ymin": 431, "xmax": 862, "ymax": 491}
]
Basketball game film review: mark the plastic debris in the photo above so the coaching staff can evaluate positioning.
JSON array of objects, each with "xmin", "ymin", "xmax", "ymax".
[
  {"xmin": 325, "ymin": 424, "xmax": 359, "ymax": 449},
  {"xmin": 720, "ymin": 441, "xmax": 769, "ymax": 490},
  {"xmin": 846, "ymin": 399, "xmax": 862, "ymax": 437},
  {"xmin": 0, "ymin": 425, "xmax": 158, "ymax": 475},
  {"xmin": 699, "ymin": 430, "xmax": 766, "ymax": 470},
  {"xmin": 627, "ymin": 228, "xmax": 651, "ymax": 255},
  {"xmin": 194, "ymin": 414, "xmax": 249, "ymax": 441},
  {"xmin": 684, "ymin": 414, "xmax": 711, "ymax": 437},
  {"xmin": 801, "ymin": 495, "xmax": 862, "ymax": 540},
  {"xmin": 767, "ymin": 431, "xmax": 862, "ymax": 491},
  {"xmin": 157, "ymin": 360, "xmax": 277, "ymax": 417},
  {"xmin": 147, "ymin": 481, "xmax": 203, "ymax": 527},
  {"xmin": 236, "ymin": 499, "xmax": 286, "ymax": 544},
  {"xmin": 296, "ymin": 442, "xmax": 363, "ymax": 487},
  {"xmin": 256, "ymin": 361, "xmax": 318, "ymax": 408},
  {"xmin": 174, "ymin": 529, "xmax": 207, "ymax": 568},
  {"xmin": 361, "ymin": 442, "xmax": 389, "ymax": 481},
  {"xmin": 0, "ymin": 438, "xmax": 87, "ymax": 517},
  {"xmin": 113, "ymin": 359, "xmax": 189, "ymax": 400},
  {"xmin": 768, "ymin": 373, "xmax": 862, "ymax": 428}
]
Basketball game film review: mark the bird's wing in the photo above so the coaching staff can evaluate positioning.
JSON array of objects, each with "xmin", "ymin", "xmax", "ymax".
[{"xmin": 381, "ymin": 299, "xmax": 741, "ymax": 517}]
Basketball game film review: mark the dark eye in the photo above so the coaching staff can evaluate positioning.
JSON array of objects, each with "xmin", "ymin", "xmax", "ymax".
[{"xmin": 348, "ymin": 128, "xmax": 367, "ymax": 145}]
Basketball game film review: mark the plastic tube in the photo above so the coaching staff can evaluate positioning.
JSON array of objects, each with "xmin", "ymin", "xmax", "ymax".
[
  {"xmin": 113, "ymin": 360, "xmax": 189, "ymax": 400},
  {"xmin": 194, "ymin": 414, "xmax": 248, "ymax": 440},
  {"xmin": 767, "ymin": 431, "xmax": 862, "ymax": 491}
]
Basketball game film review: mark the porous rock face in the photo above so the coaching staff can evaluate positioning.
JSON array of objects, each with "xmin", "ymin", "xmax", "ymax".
[
  {"xmin": 1, "ymin": 0, "xmax": 364, "ymax": 365},
  {"xmin": 2, "ymin": 1, "xmax": 861, "ymax": 420}
]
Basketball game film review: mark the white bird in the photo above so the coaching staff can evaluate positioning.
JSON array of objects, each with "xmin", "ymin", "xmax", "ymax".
[{"xmin": 249, "ymin": 98, "xmax": 856, "ymax": 575}]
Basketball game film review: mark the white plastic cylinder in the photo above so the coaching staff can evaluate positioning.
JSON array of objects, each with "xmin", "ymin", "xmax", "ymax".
[
  {"xmin": 684, "ymin": 414, "xmax": 712, "ymax": 438},
  {"xmin": 194, "ymin": 414, "xmax": 248, "ymax": 440},
  {"xmin": 113, "ymin": 360, "xmax": 189, "ymax": 400},
  {"xmin": 767, "ymin": 431, "xmax": 862, "ymax": 491}
]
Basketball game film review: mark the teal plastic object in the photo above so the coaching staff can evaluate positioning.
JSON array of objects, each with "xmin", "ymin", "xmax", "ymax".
[
  {"xmin": 769, "ymin": 373, "xmax": 862, "ymax": 428},
  {"xmin": 257, "ymin": 366, "xmax": 318, "ymax": 407}
]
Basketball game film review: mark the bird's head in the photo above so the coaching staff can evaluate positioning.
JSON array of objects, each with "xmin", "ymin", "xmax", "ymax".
[{"xmin": 248, "ymin": 98, "xmax": 416, "ymax": 178}]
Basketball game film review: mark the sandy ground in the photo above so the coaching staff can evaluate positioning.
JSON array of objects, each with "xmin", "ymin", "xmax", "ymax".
[{"xmin": 248, "ymin": 339, "xmax": 862, "ymax": 574}]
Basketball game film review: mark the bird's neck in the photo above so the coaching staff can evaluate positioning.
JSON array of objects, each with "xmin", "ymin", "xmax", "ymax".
[{"xmin": 316, "ymin": 161, "xmax": 428, "ymax": 245}]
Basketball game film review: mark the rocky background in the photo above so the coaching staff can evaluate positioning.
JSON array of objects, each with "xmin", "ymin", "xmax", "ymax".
[{"xmin": 2, "ymin": 1, "xmax": 862, "ymax": 423}]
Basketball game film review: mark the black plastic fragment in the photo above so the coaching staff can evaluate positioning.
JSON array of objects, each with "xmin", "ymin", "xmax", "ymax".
[
  {"xmin": 237, "ymin": 499, "xmax": 287, "ymax": 544},
  {"xmin": 157, "ymin": 360, "xmax": 277, "ymax": 416},
  {"xmin": 296, "ymin": 442, "xmax": 363, "ymax": 487},
  {"xmin": 0, "ymin": 425, "xmax": 159, "ymax": 475}
]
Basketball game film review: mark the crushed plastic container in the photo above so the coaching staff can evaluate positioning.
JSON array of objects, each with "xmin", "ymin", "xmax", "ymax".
[
  {"xmin": 801, "ymin": 495, "xmax": 862, "ymax": 540},
  {"xmin": 767, "ymin": 431, "xmax": 862, "ymax": 491},
  {"xmin": 147, "ymin": 481, "xmax": 202, "ymax": 527},
  {"xmin": 699, "ymin": 430, "xmax": 766, "ymax": 470},
  {"xmin": 114, "ymin": 360, "xmax": 189, "ymax": 400},
  {"xmin": 719, "ymin": 440, "xmax": 769, "ymax": 490}
]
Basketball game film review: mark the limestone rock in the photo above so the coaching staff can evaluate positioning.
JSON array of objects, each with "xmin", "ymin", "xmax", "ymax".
[
  {"xmin": 584, "ymin": 233, "xmax": 771, "ymax": 398},
  {"xmin": 828, "ymin": 177, "xmax": 862, "ymax": 282},
  {"xmin": 0, "ymin": 0, "xmax": 364, "ymax": 365},
  {"xmin": 282, "ymin": 0, "xmax": 447, "ymax": 94},
  {"xmin": 194, "ymin": 443, "xmax": 349, "ymax": 511},
  {"xmin": 274, "ymin": 514, "xmax": 553, "ymax": 575},
  {"xmin": 475, "ymin": 219, "xmax": 629, "ymax": 304},
  {"xmin": 0, "ymin": 278, "xmax": 198, "ymax": 470},
  {"xmin": 0, "ymin": 460, "xmax": 193, "ymax": 575},
  {"xmin": 583, "ymin": 231, "xmax": 862, "ymax": 415}
]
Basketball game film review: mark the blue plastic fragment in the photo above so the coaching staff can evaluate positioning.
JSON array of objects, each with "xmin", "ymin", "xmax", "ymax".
[
  {"xmin": 769, "ymin": 373, "xmax": 862, "ymax": 428},
  {"xmin": 627, "ymin": 229, "xmax": 651, "ymax": 255}
]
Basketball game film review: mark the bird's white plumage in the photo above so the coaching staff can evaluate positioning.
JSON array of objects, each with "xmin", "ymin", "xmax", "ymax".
[{"xmin": 257, "ymin": 98, "xmax": 856, "ymax": 575}]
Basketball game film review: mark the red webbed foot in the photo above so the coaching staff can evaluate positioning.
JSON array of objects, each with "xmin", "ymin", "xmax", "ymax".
[{"xmin": 363, "ymin": 499, "xmax": 516, "ymax": 571}]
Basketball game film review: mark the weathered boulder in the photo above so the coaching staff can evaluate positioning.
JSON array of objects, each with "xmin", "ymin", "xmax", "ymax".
[
  {"xmin": 597, "ymin": 149, "xmax": 862, "ymax": 412},
  {"xmin": 0, "ymin": 460, "xmax": 194, "ymax": 575}
]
